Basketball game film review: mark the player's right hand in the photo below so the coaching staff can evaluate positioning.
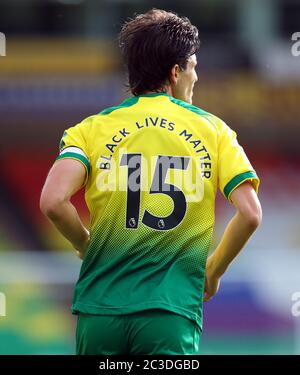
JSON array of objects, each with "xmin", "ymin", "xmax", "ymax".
[
  {"xmin": 74, "ymin": 229, "xmax": 90, "ymax": 260},
  {"xmin": 203, "ymin": 255, "xmax": 221, "ymax": 302}
]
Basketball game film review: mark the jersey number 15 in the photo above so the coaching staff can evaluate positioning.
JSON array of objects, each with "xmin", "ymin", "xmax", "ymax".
[{"xmin": 120, "ymin": 153, "xmax": 190, "ymax": 231}]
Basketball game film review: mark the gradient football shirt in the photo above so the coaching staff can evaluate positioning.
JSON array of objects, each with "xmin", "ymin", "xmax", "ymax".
[{"xmin": 57, "ymin": 92, "xmax": 259, "ymax": 329}]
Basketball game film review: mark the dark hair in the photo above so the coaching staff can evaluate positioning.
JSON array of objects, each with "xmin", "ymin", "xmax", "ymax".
[{"xmin": 119, "ymin": 9, "xmax": 200, "ymax": 96}]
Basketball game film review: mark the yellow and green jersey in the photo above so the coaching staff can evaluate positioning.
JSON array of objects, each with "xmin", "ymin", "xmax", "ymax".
[{"xmin": 57, "ymin": 92, "xmax": 259, "ymax": 329}]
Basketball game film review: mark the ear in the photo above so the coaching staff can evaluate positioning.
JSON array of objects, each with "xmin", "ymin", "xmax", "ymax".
[{"xmin": 169, "ymin": 64, "xmax": 180, "ymax": 85}]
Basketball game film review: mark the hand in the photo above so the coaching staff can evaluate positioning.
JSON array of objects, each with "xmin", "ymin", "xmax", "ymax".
[
  {"xmin": 76, "ymin": 250, "xmax": 85, "ymax": 260},
  {"xmin": 203, "ymin": 255, "xmax": 221, "ymax": 302},
  {"xmin": 74, "ymin": 229, "xmax": 90, "ymax": 260}
]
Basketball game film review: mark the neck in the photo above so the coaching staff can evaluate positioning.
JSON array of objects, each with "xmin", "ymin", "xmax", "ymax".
[{"xmin": 141, "ymin": 86, "xmax": 173, "ymax": 96}]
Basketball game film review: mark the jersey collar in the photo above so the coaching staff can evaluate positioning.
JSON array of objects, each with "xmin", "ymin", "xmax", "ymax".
[{"xmin": 136, "ymin": 92, "xmax": 171, "ymax": 98}]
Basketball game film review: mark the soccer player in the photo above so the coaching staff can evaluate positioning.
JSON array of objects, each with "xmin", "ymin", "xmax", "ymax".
[{"xmin": 40, "ymin": 9, "xmax": 262, "ymax": 355}]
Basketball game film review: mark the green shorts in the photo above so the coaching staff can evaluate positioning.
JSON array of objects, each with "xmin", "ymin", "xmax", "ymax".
[{"xmin": 76, "ymin": 309, "xmax": 201, "ymax": 355}]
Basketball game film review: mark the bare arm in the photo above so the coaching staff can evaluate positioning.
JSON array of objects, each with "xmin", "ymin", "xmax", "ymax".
[
  {"xmin": 204, "ymin": 181, "xmax": 262, "ymax": 302},
  {"xmin": 40, "ymin": 159, "xmax": 90, "ymax": 259}
]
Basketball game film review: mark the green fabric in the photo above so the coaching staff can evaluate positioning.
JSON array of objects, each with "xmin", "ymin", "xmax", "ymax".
[
  {"xmin": 99, "ymin": 92, "xmax": 212, "ymax": 121},
  {"xmin": 168, "ymin": 96, "xmax": 211, "ymax": 116},
  {"xmin": 76, "ymin": 309, "xmax": 201, "ymax": 355},
  {"xmin": 224, "ymin": 171, "xmax": 258, "ymax": 199},
  {"xmin": 99, "ymin": 96, "xmax": 139, "ymax": 115},
  {"xmin": 56, "ymin": 152, "xmax": 90, "ymax": 174}
]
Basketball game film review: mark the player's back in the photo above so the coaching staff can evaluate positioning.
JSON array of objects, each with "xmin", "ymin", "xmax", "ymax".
[{"xmin": 58, "ymin": 92, "xmax": 258, "ymax": 329}]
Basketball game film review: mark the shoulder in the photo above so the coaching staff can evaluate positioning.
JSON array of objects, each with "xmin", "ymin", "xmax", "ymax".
[
  {"xmin": 98, "ymin": 96, "xmax": 139, "ymax": 116},
  {"xmin": 167, "ymin": 96, "xmax": 226, "ymax": 133},
  {"xmin": 64, "ymin": 97, "xmax": 137, "ymax": 135},
  {"xmin": 67, "ymin": 114, "xmax": 105, "ymax": 134}
]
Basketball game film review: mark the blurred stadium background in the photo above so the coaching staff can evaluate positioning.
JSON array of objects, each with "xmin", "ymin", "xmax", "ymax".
[{"xmin": 0, "ymin": 0, "xmax": 300, "ymax": 354}]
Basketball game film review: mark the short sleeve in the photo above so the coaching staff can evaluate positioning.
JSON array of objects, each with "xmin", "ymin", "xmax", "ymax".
[
  {"xmin": 56, "ymin": 122, "xmax": 90, "ymax": 184},
  {"xmin": 218, "ymin": 120, "xmax": 260, "ymax": 201}
]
